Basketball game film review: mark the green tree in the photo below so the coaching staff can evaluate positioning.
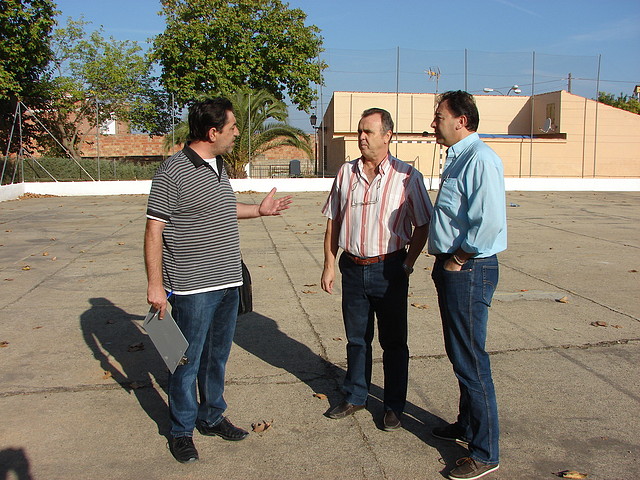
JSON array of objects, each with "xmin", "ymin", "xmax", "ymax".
[
  {"xmin": 598, "ymin": 91, "xmax": 640, "ymax": 115},
  {"xmin": 152, "ymin": 0, "xmax": 325, "ymax": 113},
  {"xmin": 39, "ymin": 19, "xmax": 161, "ymax": 159},
  {"xmin": 165, "ymin": 89, "xmax": 312, "ymax": 178},
  {"xmin": 0, "ymin": 0, "xmax": 57, "ymax": 154}
]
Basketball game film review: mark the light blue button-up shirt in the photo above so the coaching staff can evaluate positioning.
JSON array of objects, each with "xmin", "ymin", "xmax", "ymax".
[{"xmin": 427, "ymin": 132, "xmax": 507, "ymax": 257}]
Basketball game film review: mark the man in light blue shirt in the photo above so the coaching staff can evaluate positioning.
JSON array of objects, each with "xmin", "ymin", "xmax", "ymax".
[{"xmin": 427, "ymin": 91, "xmax": 506, "ymax": 480}]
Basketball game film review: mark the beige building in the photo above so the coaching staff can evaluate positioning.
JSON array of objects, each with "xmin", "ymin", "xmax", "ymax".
[{"xmin": 317, "ymin": 91, "xmax": 640, "ymax": 179}]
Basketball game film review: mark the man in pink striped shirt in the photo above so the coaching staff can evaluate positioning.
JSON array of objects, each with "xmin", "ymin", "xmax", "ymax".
[{"xmin": 321, "ymin": 107, "xmax": 433, "ymax": 431}]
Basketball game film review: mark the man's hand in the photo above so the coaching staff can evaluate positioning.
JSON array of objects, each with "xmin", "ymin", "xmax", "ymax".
[
  {"xmin": 321, "ymin": 265, "xmax": 335, "ymax": 294},
  {"xmin": 147, "ymin": 285, "xmax": 168, "ymax": 319},
  {"xmin": 259, "ymin": 188, "xmax": 293, "ymax": 216},
  {"xmin": 443, "ymin": 258, "xmax": 463, "ymax": 272}
]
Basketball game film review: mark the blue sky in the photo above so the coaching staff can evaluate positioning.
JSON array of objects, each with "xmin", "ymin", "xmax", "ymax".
[{"xmin": 53, "ymin": 0, "xmax": 640, "ymax": 130}]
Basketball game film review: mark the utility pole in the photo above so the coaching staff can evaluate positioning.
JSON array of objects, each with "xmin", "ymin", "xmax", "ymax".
[
  {"xmin": 96, "ymin": 97, "xmax": 100, "ymax": 181},
  {"xmin": 568, "ymin": 73, "xmax": 572, "ymax": 93}
]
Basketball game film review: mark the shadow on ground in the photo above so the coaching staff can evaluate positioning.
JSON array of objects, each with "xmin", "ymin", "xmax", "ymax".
[
  {"xmin": 78, "ymin": 300, "xmax": 466, "ymax": 476},
  {"xmin": 0, "ymin": 447, "xmax": 33, "ymax": 480},
  {"xmin": 234, "ymin": 311, "xmax": 465, "ymax": 476},
  {"xmin": 80, "ymin": 298, "xmax": 170, "ymax": 435}
]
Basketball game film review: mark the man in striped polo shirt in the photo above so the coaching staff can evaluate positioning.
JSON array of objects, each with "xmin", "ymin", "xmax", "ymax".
[
  {"xmin": 321, "ymin": 107, "xmax": 433, "ymax": 431},
  {"xmin": 144, "ymin": 97, "xmax": 291, "ymax": 463}
]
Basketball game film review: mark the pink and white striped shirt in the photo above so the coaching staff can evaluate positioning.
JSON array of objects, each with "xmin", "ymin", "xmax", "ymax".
[{"xmin": 322, "ymin": 154, "xmax": 433, "ymax": 258}]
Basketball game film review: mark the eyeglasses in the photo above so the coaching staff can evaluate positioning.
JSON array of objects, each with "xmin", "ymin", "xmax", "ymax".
[{"xmin": 351, "ymin": 176, "xmax": 382, "ymax": 207}]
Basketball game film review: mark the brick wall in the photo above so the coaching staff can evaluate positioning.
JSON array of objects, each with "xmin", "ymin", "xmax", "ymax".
[
  {"xmin": 81, "ymin": 133, "xmax": 180, "ymax": 159},
  {"xmin": 79, "ymin": 131, "xmax": 315, "ymax": 162}
]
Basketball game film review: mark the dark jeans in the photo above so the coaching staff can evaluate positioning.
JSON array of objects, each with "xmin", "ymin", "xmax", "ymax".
[
  {"xmin": 338, "ymin": 250, "xmax": 409, "ymax": 413},
  {"xmin": 432, "ymin": 255, "xmax": 500, "ymax": 464},
  {"xmin": 167, "ymin": 287, "xmax": 239, "ymax": 437}
]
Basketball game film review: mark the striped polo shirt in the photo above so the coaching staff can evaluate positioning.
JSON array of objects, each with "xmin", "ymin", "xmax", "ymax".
[
  {"xmin": 146, "ymin": 145, "xmax": 242, "ymax": 295},
  {"xmin": 322, "ymin": 154, "xmax": 433, "ymax": 258}
]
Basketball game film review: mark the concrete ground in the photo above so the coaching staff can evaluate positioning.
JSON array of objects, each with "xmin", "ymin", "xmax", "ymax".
[{"xmin": 0, "ymin": 190, "xmax": 638, "ymax": 480}]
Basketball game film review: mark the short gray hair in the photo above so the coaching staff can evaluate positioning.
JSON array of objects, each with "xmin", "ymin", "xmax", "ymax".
[{"xmin": 361, "ymin": 108, "xmax": 394, "ymax": 134}]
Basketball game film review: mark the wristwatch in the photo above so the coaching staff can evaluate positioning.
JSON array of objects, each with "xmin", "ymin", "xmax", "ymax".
[{"xmin": 402, "ymin": 263, "xmax": 414, "ymax": 275}]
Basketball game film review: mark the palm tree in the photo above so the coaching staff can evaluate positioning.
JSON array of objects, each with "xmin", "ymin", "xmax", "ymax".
[{"xmin": 164, "ymin": 88, "xmax": 312, "ymax": 178}]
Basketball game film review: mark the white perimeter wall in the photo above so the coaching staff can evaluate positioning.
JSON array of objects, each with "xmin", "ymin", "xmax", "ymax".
[{"xmin": 2, "ymin": 178, "xmax": 640, "ymax": 202}]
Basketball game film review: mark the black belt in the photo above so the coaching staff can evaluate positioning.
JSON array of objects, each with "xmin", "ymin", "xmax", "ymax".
[{"xmin": 345, "ymin": 249, "xmax": 404, "ymax": 266}]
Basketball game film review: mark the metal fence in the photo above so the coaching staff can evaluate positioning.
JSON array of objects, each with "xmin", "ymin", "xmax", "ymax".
[
  {"xmin": 249, "ymin": 161, "xmax": 315, "ymax": 179},
  {"xmin": 287, "ymin": 46, "xmax": 635, "ymax": 128}
]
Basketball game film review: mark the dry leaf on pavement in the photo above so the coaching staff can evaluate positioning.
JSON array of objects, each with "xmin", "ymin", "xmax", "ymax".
[
  {"xmin": 411, "ymin": 303, "xmax": 429, "ymax": 309},
  {"xmin": 302, "ymin": 290, "xmax": 317, "ymax": 294},
  {"xmin": 251, "ymin": 420, "xmax": 272, "ymax": 433},
  {"xmin": 127, "ymin": 342, "xmax": 145, "ymax": 352},
  {"xmin": 0, "ymin": 341, "xmax": 9, "ymax": 348},
  {"xmin": 102, "ymin": 371, "xmax": 112, "ymax": 379},
  {"xmin": 21, "ymin": 265, "xmax": 31, "ymax": 271},
  {"xmin": 590, "ymin": 321, "xmax": 607, "ymax": 327},
  {"xmin": 556, "ymin": 470, "xmax": 588, "ymax": 479},
  {"xmin": 313, "ymin": 393, "xmax": 328, "ymax": 400},
  {"xmin": 556, "ymin": 296, "xmax": 569, "ymax": 303}
]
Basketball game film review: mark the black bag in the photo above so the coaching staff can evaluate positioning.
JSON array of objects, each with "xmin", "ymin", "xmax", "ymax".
[{"xmin": 238, "ymin": 260, "xmax": 252, "ymax": 315}]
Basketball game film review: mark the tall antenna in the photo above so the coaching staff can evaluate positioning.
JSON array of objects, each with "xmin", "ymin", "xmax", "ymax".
[{"xmin": 426, "ymin": 67, "xmax": 441, "ymax": 93}]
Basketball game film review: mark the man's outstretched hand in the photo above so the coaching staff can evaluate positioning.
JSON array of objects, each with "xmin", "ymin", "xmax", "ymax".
[{"xmin": 258, "ymin": 188, "xmax": 293, "ymax": 216}]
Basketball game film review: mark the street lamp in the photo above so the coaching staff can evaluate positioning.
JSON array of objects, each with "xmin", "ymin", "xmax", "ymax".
[
  {"xmin": 483, "ymin": 85, "xmax": 521, "ymax": 95},
  {"xmin": 310, "ymin": 114, "xmax": 321, "ymax": 177}
]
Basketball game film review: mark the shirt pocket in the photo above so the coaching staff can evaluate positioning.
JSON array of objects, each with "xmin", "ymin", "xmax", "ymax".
[{"xmin": 437, "ymin": 177, "xmax": 462, "ymax": 211}]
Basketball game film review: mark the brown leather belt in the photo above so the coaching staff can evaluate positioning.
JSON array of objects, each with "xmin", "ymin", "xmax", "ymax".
[{"xmin": 345, "ymin": 249, "xmax": 404, "ymax": 266}]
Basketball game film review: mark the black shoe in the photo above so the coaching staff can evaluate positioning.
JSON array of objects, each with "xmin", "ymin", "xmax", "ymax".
[
  {"xmin": 196, "ymin": 417, "xmax": 249, "ymax": 441},
  {"xmin": 327, "ymin": 401, "xmax": 365, "ymax": 419},
  {"xmin": 169, "ymin": 436, "xmax": 199, "ymax": 463},
  {"xmin": 432, "ymin": 423, "xmax": 469, "ymax": 446},
  {"xmin": 383, "ymin": 410, "xmax": 402, "ymax": 431}
]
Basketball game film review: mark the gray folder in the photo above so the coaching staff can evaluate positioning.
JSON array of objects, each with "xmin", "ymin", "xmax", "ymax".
[{"xmin": 142, "ymin": 306, "xmax": 189, "ymax": 374}]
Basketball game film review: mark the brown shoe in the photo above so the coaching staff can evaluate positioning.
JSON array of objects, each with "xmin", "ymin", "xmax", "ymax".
[
  {"xmin": 327, "ymin": 401, "xmax": 365, "ymax": 419},
  {"xmin": 383, "ymin": 410, "xmax": 401, "ymax": 431},
  {"xmin": 448, "ymin": 457, "xmax": 499, "ymax": 480}
]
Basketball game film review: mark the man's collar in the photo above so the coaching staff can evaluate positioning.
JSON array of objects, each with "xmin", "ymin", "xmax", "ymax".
[
  {"xmin": 357, "ymin": 152, "xmax": 391, "ymax": 175},
  {"xmin": 183, "ymin": 142, "xmax": 206, "ymax": 168},
  {"xmin": 183, "ymin": 143, "xmax": 223, "ymax": 179},
  {"xmin": 447, "ymin": 132, "xmax": 480, "ymax": 157}
]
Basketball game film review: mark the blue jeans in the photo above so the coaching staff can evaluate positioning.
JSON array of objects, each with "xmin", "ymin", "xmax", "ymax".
[
  {"xmin": 432, "ymin": 255, "xmax": 500, "ymax": 465},
  {"xmin": 167, "ymin": 287, "xmax": 239, "ymax": 437},
  {"xmin": 339, "ymin": 251, "xmax": 409, "ymax": 413}
]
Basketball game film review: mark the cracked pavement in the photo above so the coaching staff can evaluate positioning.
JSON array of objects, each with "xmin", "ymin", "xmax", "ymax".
[{"xmin": 0, "ymin": 190, "xmax": 638, "ymax": 479}]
